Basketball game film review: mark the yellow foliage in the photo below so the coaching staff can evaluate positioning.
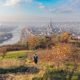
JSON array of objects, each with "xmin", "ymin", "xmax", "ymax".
[
  {"xmin": 52, "ymin": 43, "xmax": 74, "ymax": 60},
  {"xmin": 27, "ymin": 36, "xmax": 40, "ymax": 49},
  {"xmin": 59, "ymin": 32, "xmax": 71, "ymax": 42}
]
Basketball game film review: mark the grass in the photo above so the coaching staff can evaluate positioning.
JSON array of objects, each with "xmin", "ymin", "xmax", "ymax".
[
  {"xmin": 5, "ymin": 50, "xmax": 27, "ymax": 59},
  {"xmin": 0, "ymin": 50, "xmax": 36, "ymax": 60},
  {"xmin": 42, "ymin": 68, "xmax": 80, "ymax": 80},
  {"xmin": 0, "ymin": 50, "xmax": 80, "ymax": 80}
]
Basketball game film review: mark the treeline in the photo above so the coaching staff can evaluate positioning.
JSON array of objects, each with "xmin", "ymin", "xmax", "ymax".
[{"xmin": 18, "ymin": 32, "xmax": 80, "ymax": 50}]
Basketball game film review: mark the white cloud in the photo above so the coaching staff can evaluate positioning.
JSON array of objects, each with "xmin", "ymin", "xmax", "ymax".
[
  {"xmin": 38, "ymin": 5, "xmax": 45, "ymax": 9},
  {"xmin": 3, "ymin": 0, "xmax": 21, "ymax": 7},
  {"xmin": 47, "ymin": 0, "xmax": 80, "ymax": 13},
  {"xmin": 2, "ymin": 0, "xmax": 33, "ymax": 7},
  {"xmin": 37, "ymin": 2, "xmax": 45, "ymax": 9}
]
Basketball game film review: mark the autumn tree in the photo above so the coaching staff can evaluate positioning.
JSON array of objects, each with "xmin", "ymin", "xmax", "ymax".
[
  {"xmin": 27, "ymin": 35, "xmax": 40, "ymax": 49},
  {"xmin": 52, "ymin": 43, "xmax": 80, "ymax": 80},
  {"xmin": 51, "ymin": 34, "xmax": 60, "ymax": 45},
  {"xmin": 51, "ymin": 43, "xmax": 75, "ymax": 68},
  {"xmin": 37, "ymin": 43, "xmax": 75, "ymax": 68},
  {"xmin": 35, "ymin": 36, "xmax": 47, "ymax": 49},
  {"xmin": 59, "ymin": 32, "xmax": 72, "ymax": 43},
  {"xmin": 27, "ymin": 35, "xmax": 53, "ymax": 49}
]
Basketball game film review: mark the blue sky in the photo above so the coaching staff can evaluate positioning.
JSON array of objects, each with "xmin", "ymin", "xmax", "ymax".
[{"xmin": 0, "ymin": 0, "xmax": 80, "ymax": 22}]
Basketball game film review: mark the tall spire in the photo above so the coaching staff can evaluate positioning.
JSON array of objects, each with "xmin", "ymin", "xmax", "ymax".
[
  {"xmin": 46, "ymin": 19, "xmax": 53, "ymax": 36},
  {"xmin": 49, "ymin": 19, "xmax": 53, "ymax": 31}
]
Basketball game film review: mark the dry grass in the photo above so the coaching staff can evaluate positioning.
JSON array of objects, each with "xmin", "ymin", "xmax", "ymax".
[{"xmin": 0, "ymin": 59, "xmax": 25, "ymax": 68}]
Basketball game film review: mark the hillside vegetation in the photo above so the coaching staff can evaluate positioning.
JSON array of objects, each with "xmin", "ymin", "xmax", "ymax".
[{"xmin": 0, "ymin": 32, "xmax": 80, "ymax": 80}]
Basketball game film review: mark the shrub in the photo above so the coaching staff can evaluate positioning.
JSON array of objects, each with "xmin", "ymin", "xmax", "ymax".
[{"xmin": 43, "ymin": 69, "xmax": 67, "ymax": 80}]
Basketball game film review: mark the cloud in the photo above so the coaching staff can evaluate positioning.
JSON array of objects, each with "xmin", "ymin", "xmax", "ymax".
[
  {"xmin": 3, "ymin": 0, "xmax": 21, "ymax": 7},
  {"xmin": 38, "ymin": 5, "xmax": 45, "ymax": 9},
  {"xmin": 1, "ymin": 0, "xmax": 80, "ymax": 14},
  {"xmin": 37, "ymin": 5, "xmax": 45, "ymax": 9},
  {"xmin": 2, "ymin": 0, "xmax": 33, "ymax": 7},
  {"xmin": 36, "ymin": 2, "xmax": 45, "ymax": 9},
  {"xmin": 46, "ymin": 0, "xmax": 80, "ymax": 13}
]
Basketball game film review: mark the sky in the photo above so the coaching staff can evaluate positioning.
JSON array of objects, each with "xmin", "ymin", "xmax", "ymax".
[{"xmin": 0, "ymin": 0, "xmax": 80, "ymax": 22}]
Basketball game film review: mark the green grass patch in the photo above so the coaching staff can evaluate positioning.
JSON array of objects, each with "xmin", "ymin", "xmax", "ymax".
[
  {"xmin": 0, "ymin": 50, "xmax": 36, "ymax": 60},
  {"xmin": 5, "ymin": 50, "xmax": 27, "ymax": 59}
]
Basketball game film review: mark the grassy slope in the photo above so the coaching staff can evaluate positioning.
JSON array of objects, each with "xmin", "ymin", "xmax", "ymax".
[
  {"xmin": 0, "ymin": 50, "xmax": 80, "ymax": 80},
  {"xmin": 0, "ymin": 50, "xmax": 46, "ymax": 80}
]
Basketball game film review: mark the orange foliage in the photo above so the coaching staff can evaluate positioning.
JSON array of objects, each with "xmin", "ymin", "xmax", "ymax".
[
  {"xmin": 37, "ymin": 43, "xmax": 75, "ymax": 67},
  {"xmin": 52, "ymin": 43, "xmax": 74, "ymax": 60},
  {"xmin": 59, "ymin": 32, "xmax": 71, "ymax": 42},
  {"xmin": 27, "ymin": 36, "xmax": 40, "ymax": 49}
]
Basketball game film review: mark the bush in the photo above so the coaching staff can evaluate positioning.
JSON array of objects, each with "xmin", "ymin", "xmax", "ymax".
[{"xmin": 43, "ymin": 69, "xmax": 67, "ymax": 80}]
